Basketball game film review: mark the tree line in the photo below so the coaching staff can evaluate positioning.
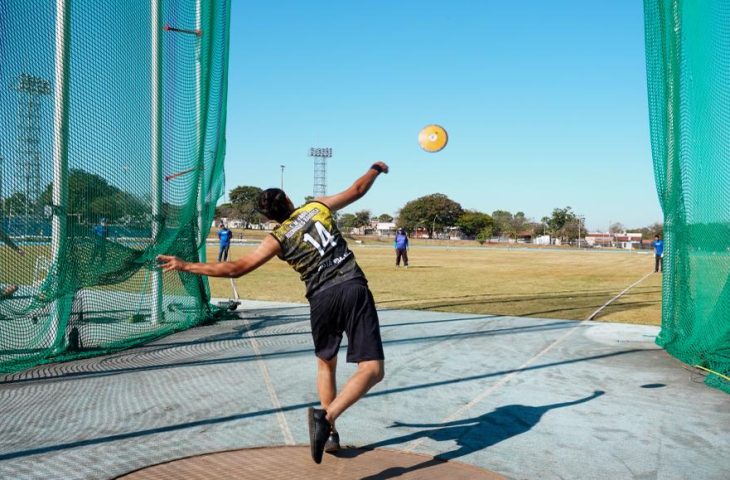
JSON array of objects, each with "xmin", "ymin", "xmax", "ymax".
[
  {"xmin": 1, "ymin": 169, "xmax": 184, "ymax": 228},
  {"xmin": 1, "ymin": 173, "xmax": 662, "ymax": 241},
  {"xmin": 215, "ymin": 186, "xmax": 662, "ymax": 242}
]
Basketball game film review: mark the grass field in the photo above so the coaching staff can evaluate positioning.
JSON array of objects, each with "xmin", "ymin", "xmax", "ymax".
[
  {"xmin": 207, "ymin": 242, "xmax": 663, "ymax": 325},
  {"xmin": 1, "ymin": 236, "xmax": 661, "ymax": 325}
]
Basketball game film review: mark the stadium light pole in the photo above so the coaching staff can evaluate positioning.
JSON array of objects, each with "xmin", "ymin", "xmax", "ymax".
[
  {"xmin": 51, "ymin": 0, "xmax": 72, "ymax": 350},
  {"xmin": 195, "ymin": 0, "xmax": 206, "ymax": 264},
  {"xmin": 150, "ymin": 0, "xmax": 163, "ymax": 324}
]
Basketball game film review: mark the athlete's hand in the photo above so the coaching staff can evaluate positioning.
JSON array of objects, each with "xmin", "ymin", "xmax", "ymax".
[
  {"xmin": 157, "ymin": 255, "xmax": 186, "ymax": 272},
  {"xmin": 373, "ymin": 161, "xmax": 389, "ymax": 174}
]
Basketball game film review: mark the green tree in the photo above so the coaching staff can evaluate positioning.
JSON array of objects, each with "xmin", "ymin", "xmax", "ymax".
[
  {"xmin": 397, "ymin": 193, "xmax": 463, "ymax": 238},
  {"xmin": 475, "ymin": 226, "xmax": 493, "ymax": 245},
  {"xmin": 215, "ymin": 202, "xmax": 235, "ymax": 220},
  {"xmin": 510, "ymin": 211, "xmax": 528, "ymax": 238},
  {"xmin": 609, "ymin": 222, "xmax": 625, "ymax": 234},
  {"xmin": 338, "ymin": 213, "xmax": 357, "ymax": 230},
  {"xmin": 456, "ymin": 210, "xmax": 493, "ymax": 238},
  {"xmin": 353, "ymin": 210, "xmax": 372, "ymax": 228},
  {"xmin": 89, "ymin": 191, "xmax": 146, "ymax": 224},
  {"xmin": 545, "ymin": 206, "xmax": 586, "ymax": 242},
  {"xmin": 631, "ymin": 222, "xmax": 663, "ymax": 240},
  {"xmin": 229, "ymin": 185, "xmax": 263, "ymax": 226},
  {"xmin": 647, "ymin": 222, "xmax": 663, "ymax": 238},
  {"xmin": 491, "ymin": 210, "xmax": 513, "ymax": 238},
  {"xmin": 545, "ymin": 206, "xmax": 573, "ymax": 241},
  {"xmin": 38, "ymin": 169, "xmax": 146, "ymax": 224},
  {"xmin": 377, "ymin": 213, "xmax": 394, "ymax": 222}
]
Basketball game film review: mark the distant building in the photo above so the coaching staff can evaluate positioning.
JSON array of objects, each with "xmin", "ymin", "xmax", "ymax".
[
  {"xmin": 534, "ymin": 235, "xmax": 551, "ymax": 245},
  {"xmin": 447, "ymin": 226, "xmax": 463, "ymax": 240},
  {"xmin": 585, "ymin": 232, "xmax": 613, "ymax": 247},
  {"xmin": 414, "ymin": 227, "xmax": 430, "ymax": 239},
  {"xmin": 212, "ymin": 217, "xmax": 244, "ymax": 229},
  {"xmin": 615, "ymin": 232, "xmax": 643, "ymax": 249},
  {"xmin": 375, "ymin": 222, "xmax": 397, "ymax": 236},
  {"xmin": 585, "ymin": 232, "xmax": 643, "ymax": 249}
]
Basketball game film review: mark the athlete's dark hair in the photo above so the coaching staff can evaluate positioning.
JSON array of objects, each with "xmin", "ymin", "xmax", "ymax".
[{"xmin": 257, "ymin": 188, "xmax": 292, "ymax": 223}]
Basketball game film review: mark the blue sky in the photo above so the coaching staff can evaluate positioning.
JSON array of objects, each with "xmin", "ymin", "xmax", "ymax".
[{"xmin": 224, "ymin": 0, "xmax": 661, "ymax": 231}]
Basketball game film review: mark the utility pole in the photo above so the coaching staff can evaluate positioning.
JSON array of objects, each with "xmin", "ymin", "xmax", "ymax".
[
  {"xmin": 577, "ymin": 215, "xmax": 585, "ymax": 249},
  {"xmin": 280, "ymin": 165, "xmax": 285, "ymax": 190}
]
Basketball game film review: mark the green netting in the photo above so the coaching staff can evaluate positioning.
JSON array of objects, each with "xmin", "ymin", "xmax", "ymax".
[
  {"xmin": 644, "ymin": 0, "xmax": 730, "ymax": 393},
  {"xmin": 0, "ymin": 0, "xmax": 231, "ymax": 373}
]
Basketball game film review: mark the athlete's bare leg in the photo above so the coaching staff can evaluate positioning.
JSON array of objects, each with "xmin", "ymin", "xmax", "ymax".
[
  {"xmin": 321, "ymin": 359, "xmax": 384, "ymax": 424},
  {"xmin": 316, "ymin": 356, "xmax": 338, "ymax": 430}
]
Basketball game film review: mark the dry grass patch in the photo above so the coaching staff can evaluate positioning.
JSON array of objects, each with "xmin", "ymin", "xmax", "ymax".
[{"xmin": 207, "ymin": 244, "xmax": 661, "ymax": 325}]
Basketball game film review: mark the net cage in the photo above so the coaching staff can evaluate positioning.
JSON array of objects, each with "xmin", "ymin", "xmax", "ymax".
[
  {"xmin": 0, "ymin": 0, "xmax": 231, "ymax": 373},
  {"xmin": 644, "ymin": 0, "xmax": 730, "ymax": 393}
]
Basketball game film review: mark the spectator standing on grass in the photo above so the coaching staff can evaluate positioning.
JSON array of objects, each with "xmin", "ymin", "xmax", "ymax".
[
  {"xmin": 91, "ymin": 218, "xmax": 109, "ymax": 263},
  {"xmin": 394, "ymin": 228, "xmax": 409, "ymax": 268},
  {"xmin": 217, "ymin": 223, "xmax": 233, "ymax": 261},
  {"xmin": 652, "ymin": 235, "xmax": 664, "ymax": 273},
  {"xmin": 1, "ymin": 225, "xmax": 25, "ymax": 299}
]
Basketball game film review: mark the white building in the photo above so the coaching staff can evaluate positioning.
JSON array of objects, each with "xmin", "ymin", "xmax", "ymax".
[
  {"xmin": 534, "ymin": 235, "xmax": 551, "ymax": 245},
  {"xmin": 376, "ymin": 222, "xmax": 397, "ymax": 236},
  {"xmin": 212, "ymin": 218, "xmax": 244, "ymax": 229}
]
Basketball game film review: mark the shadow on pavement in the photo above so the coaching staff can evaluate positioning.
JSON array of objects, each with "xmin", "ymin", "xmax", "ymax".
[{"xmin": 352, "ymin": 390, "xmax": 605, "ymax": 479}]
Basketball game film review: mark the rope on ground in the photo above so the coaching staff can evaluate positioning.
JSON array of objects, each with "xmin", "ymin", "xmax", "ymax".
[
  {"xmin": 693, "ymin": 365, "xmax": 730, "ymax": 382},
  {"xmin": 586, "ymin": 272, "xmax": 654, "ymax": 321}
]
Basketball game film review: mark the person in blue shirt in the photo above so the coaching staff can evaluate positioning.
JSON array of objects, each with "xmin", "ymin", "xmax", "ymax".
[
  {"xmin": 651, "ymin": 235, "xmax": 664, "ymax": 273},
  {"xmin": 217, "ymin": 223, "xmax": 233, "ymax": 261},
  {"xmin": 394, "ymin": 228, "xmax": 409, "ymax": 268},
  {"xmin": 1, "ymin": 225, "xmax": 25, "ymax": 299},
  {"xmin": 91, "ymin": 218, "xmax": 109, "ymax": 263}
]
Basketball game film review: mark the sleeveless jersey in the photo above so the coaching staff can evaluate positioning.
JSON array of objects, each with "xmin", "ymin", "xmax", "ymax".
[{"xmin": 271, "ymin": 201, "xmax": 365, "ymax": 297}]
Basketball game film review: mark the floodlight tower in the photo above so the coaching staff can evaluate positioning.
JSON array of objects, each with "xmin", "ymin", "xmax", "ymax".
[
  {"xmin": 310, "ymin": 147, "xmax": 332, "ymax": 197},
  {"xmin": 14, "ymin": 73, "xmax": 51, "ymax": 236}
]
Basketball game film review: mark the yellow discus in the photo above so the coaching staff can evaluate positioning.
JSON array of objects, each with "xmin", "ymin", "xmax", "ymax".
[{"xmin": 418, "ymin": 124, "xmax": 448, "ymax": 153}]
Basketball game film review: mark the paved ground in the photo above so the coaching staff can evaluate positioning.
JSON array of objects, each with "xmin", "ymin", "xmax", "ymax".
[
  {"xmin": 0, "ymin": 300, "xmax": 728, "ymax": 480},
  {"xmin": 116, "ymin": 446, "xmax": 506, "ymax": 479}
]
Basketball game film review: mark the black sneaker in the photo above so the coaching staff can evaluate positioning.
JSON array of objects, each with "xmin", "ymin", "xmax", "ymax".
[
  {"xmin": 324, "ymin": 431, "xmax": 340, "ymax": 453},
  {"xmin": 307, "ymin": 407, "xmax": 330, "ymax": 464}
]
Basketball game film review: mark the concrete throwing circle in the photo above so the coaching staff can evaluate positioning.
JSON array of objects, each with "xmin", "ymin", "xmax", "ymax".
[{"xmin": 116, "ymin": 446, "xmax": 505, "ymax": 480}]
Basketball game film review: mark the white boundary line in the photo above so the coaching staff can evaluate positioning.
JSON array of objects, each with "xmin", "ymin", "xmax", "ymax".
[
  {"xmin": 402, "ymin": 271, "xmax": 656, "ymax": 454},
  {"xmin": 586, "ymin": 272, "xmax": 654, "ymax": 321},
  {"xmin": 242, "ymin": 319, "xmax": 295, "ymax": 445},
  {"xmin": 403, "ymin": 319, "xmax": 584, "ymax": 454}
]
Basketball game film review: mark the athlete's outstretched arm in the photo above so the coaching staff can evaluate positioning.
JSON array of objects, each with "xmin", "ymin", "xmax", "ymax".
[
  {"xmin": 317, "ymin": 162, "xmax": 389, "ymax": 211},
  {"xmin": 157, "ymin": 235, "xmax": 281, "ymax": 278}
]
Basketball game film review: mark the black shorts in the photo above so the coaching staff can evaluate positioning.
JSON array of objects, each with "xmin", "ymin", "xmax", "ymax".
[{"xmin": 308, "ymin": 279, "xmax": 384, "ymax": 363}]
